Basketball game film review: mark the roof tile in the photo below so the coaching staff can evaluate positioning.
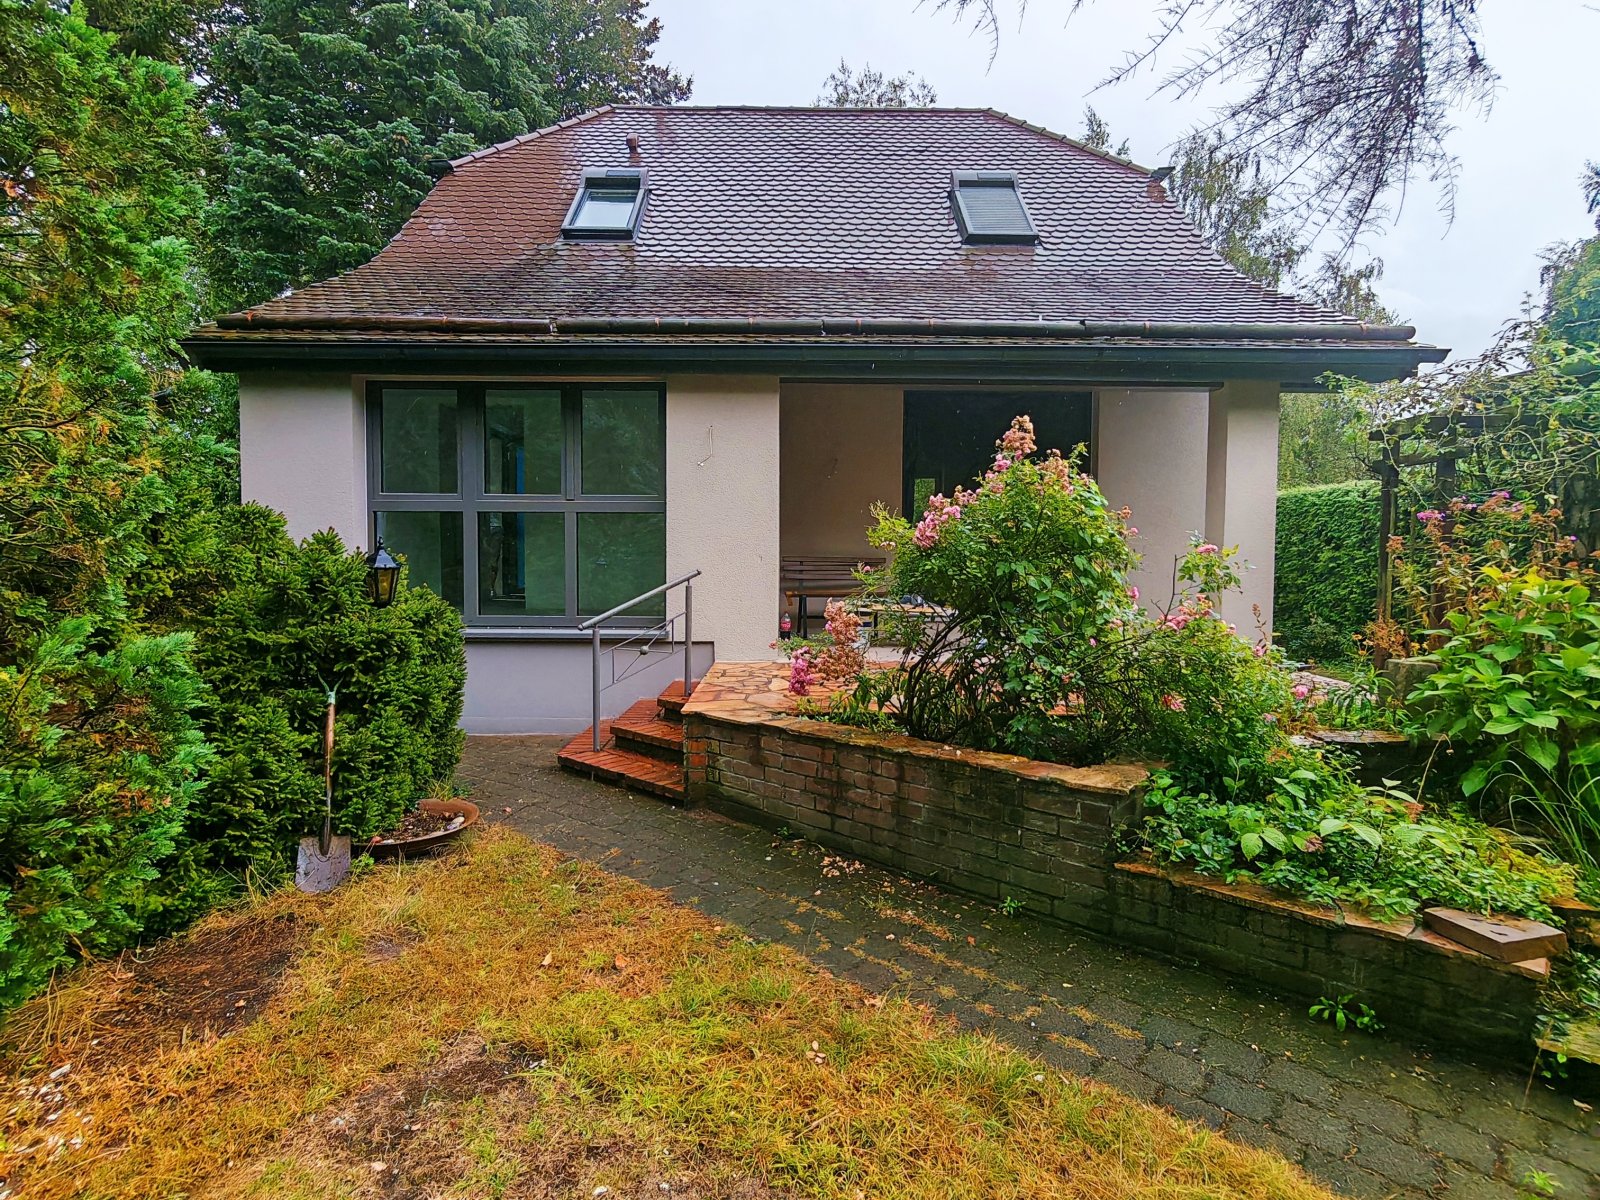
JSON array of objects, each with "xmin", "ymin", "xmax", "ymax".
[{"xmin": 226, "ymin": 107, "xmax": 1381, "ymax": 333}]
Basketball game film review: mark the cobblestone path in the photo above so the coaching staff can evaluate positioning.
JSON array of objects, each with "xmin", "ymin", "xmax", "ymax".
[{"xmin": 463, "ymin": 737, "xmax": 1598, "ymax": 1200}]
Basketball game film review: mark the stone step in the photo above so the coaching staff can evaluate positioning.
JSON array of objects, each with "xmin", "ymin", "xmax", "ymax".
[
  {"xmin": 556, "ymin": 725, "xmax": 685, "ymax": 803},
  {"xmin": 611, "ymin": 698, "xmax": 686, "ymax": 761}
]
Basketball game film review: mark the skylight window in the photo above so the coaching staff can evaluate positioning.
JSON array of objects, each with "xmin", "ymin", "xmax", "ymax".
[
  {"xmin": 951, "ymin": 172, "xmax": 1038, "ymax": 244},
  {"xmin": 561, "ymin": 168, "xmax": 647, "ymax": 240}
]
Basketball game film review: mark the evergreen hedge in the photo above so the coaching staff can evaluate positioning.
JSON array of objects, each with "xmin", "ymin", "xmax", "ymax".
[
  {"xmin": 183, "ymin": 506, "xmax": 466, "ymax": 886},
  {"xmin": 0, "ymin": 506, "xmax": 467, "ymax": 1003},
  {"xmin": 1274, "ymin": 481, "xmax": 1382, "ymax": 663}
]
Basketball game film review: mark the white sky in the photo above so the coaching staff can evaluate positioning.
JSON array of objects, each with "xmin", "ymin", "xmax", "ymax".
[{"xmin": 645, "ymin": 0, "xmax": 1598, "ymax": 360}]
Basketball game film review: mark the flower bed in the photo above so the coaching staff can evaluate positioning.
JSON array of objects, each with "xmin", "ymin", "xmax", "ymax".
[{"xmin": 683, "ymin": 665, "xmax": 1556, "ymax": 1060}]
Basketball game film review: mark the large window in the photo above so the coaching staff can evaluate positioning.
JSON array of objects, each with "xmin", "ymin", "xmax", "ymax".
[{"xmin": 368, "ymin": 383, "xmax": 666, "ymax": 626}]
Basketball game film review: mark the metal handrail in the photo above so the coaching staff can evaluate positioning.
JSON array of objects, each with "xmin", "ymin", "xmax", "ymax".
[
  {"xmin": 582, "ymin": 570, "xmax": 702, "ymax": 750},
  {"xmin": 577, "ymin": 570, "xmax": 702, "ymax": 630}
]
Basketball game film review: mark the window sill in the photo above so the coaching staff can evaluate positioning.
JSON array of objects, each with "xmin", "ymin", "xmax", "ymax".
[{"xmin": 464, "ymin": 626, "xmax": 661, "ymax": 643}]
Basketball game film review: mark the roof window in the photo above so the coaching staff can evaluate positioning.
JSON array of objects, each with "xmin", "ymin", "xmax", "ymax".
[
  {"xmin": 951, "ymin": 172, "xmax": 1037, "ymax": 244},
  {"xmin": 561, "ymin": 168, "xmax": 647, "ymax": 240}
]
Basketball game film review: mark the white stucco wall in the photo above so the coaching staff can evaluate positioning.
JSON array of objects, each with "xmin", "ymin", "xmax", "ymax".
[
  {"xmin": 779, "ymin": 382, "xmax": 903, "ymax": 559},
  {"xmin": 664, "ymin": 375, "xmax": 782, "ymax": 662},
  {"xmin": 238, "ymin": 372, "xmax": 367, "ymax": 546},
  {"xmin": 1094, "ymin": 388, "xmax": 1212, "ymax": 610},
  {"xmin": 1205, "ymin": 380, "xmax": 1280, "ymax": 635}
]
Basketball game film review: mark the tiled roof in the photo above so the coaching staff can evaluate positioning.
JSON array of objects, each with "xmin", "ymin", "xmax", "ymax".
[{"xmin": 206, "ymin": 106, "xmax": 1422, "ymax": 344}]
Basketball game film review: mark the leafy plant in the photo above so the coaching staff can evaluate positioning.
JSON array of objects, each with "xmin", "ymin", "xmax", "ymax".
[
  {"xmin": 999, "ymin": 896, "xmax": 1023, "ymax": 917},
  {"xmin": 1309, "ymin": 993, "xmax": 1383, "ymax": 1033},
  {"xmin": 1413, "ymin": 567, "xmax": 1600, "ymax": 881},
  {"xmin": 1519, "ymin": 1168, "xmax": 1562, "ymax": 1199},
  {"xmin": 1141, "ymin": 765, "xmax": 1572, "ymax": 922}
]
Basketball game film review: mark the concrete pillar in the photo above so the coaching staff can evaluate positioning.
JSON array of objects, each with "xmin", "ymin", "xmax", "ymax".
[
  {"xmin": 1205, "ymin": 380, "xmax": 1280, "ymax": 636},
  {"xmin": 665, "ymin": 375, "xmax": 782, "ymax": 661},
  {"xmin": 237, "ymin": 371, "xmax": 366, "ymax": 546},
  {"xmin": 1094, "ymin": 388, "xmax": 1212, "ymax": 611}
]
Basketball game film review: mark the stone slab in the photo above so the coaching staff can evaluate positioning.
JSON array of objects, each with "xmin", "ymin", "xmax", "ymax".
[{"xmin": 1422, "ymin": 907, "xmax": 1567, "ymax": 963}]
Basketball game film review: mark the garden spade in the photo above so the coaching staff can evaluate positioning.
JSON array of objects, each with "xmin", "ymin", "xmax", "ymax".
[{"xmin": 296, "ymin": 688, "xmax": 351, "ymax": 893}]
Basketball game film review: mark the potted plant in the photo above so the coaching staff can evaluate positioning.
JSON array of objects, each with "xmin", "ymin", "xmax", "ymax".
[{"xmin": 365, "ymin": 781, "xmax": 480, "ymax": 860}]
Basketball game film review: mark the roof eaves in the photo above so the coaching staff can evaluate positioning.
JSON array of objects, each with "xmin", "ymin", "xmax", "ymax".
[{"xmin": 447, "ymin": 105, "xmax": 616, "ymax": 169}]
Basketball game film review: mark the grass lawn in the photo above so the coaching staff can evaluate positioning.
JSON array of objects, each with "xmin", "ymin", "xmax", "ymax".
[{"xmin": 1, "ymin": 827, "xmax": 1333, "ymax": 1200}]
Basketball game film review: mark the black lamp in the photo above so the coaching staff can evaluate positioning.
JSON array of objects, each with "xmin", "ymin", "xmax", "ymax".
[{"xmin": 365, "ymin": 540, "xmax": 400, "ymax": 608}]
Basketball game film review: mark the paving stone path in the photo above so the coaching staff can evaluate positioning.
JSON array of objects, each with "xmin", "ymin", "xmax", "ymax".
[{"xmin": 462, "ymin": 737, "xmax": 1599, "ymax": 1200}]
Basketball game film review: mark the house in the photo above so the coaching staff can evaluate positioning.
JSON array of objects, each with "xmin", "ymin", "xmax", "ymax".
[{"xmin": 184, "ymin": 105, "xmax": 1444, "ymax": 735}]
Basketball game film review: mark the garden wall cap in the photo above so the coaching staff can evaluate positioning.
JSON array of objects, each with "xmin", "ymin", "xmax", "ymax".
[{"xmin": 191, "ymin": 106, "xmax": 1438, "ymax": 366}]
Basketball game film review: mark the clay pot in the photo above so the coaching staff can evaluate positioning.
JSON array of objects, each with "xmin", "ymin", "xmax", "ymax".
[{"xmin": 365, "ymin": 798, "xmax": 480, "ymax": 860}]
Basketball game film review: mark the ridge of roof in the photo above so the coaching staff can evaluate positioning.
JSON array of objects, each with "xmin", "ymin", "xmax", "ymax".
[
  {"xmin": 448, "ymin": 104, "xmax": 616, "ymax": 168},
  {"xmin": 447, "ymin": 103, "xmax": 1155, "ymax": 178}
]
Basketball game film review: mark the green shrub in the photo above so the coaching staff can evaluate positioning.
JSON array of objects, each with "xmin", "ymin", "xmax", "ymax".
[
  {"xmin": 0, "ymin": 619, "xmax": 211, "ymax": 1006},
  {"xmin": 1412, "ymin": 567, "xmax": 1600, "ymax": 884},
  {"xmin": 855, "ymin": 416, "xmax": 1292, "ymax": 783},
  {"xmin": 1274, "ymin": 481, "xmax": 1380, "ymax": 663},
  {"xmin": 185, "ymin": 506, "xmax": 466, "ymax": 879}
]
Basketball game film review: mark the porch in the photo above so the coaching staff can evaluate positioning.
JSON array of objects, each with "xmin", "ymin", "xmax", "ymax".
[{"xmin": 773, "ymin": 379, "xmax": 1279, "ymax": 638}]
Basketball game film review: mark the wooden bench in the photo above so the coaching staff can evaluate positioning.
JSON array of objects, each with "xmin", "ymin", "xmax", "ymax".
[{"xmin": 780, "ymin": 556, "xmax": 884, "ymax": 636}]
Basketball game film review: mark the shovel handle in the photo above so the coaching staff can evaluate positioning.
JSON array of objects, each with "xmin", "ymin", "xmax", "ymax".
[{"xmin": 321, "ymin": 693, "xmax": 336, "ymax": 854}]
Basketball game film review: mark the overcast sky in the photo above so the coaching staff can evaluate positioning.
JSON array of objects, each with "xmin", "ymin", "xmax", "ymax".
[{"xmin": 646, "ymin": 0, "xmax": 1597, "ymax": 361}]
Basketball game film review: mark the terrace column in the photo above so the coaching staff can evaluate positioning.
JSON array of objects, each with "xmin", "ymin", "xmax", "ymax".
[
  {"xmin": 665, "ymin": 375, "xmax": 782, "ymax": 662},
  {"xmin": 238, "ymin": 371, "xmax": 366, "ymax": 546},
  {"xmin": 1095, "ymin": 388, "xmax": 1212, "ymax": 612},
  {"xmin": 1204, "ymin": 380, "xmax": 1280, "ymax": 638}
]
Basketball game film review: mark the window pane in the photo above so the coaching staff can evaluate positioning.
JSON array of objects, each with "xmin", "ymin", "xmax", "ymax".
[
  {"xmin": 578, "ymin": 513, "xmax": 665, "ymax": 618},
  {"xmin": 477, "ymin": 512, "xmax": 565, "ymax": 617},
  {"xmin": 379, "ymin": 388, "xmax": 458, "ymax": 494},
  {"xmin": 375, "ymin": 511, "xmax": 463, "ymax": 610},
  {"xmin": 959, "ymin": 182, "xmax": 1033, "ymax": 238},
  {"xmin": 484, "ymin": 389, "xmax": 562, "ymax": 495},
  {"xmin": 581, "ymin": 390, "xmax": 663, "ymax": 496},
  {"xmin": 571, "ymin": 187, "xmax": 637, "ymax": 230}
]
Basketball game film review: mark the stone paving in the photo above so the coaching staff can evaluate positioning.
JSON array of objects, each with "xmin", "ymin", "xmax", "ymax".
[{"xmin": 462, "ymin": 736, "xmax": 1600, "ymax": 1200}]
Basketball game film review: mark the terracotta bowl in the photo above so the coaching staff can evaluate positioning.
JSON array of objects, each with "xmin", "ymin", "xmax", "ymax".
[{"xmin": 365, "ymin": 798, "xmax": 480, "ymax": 860}]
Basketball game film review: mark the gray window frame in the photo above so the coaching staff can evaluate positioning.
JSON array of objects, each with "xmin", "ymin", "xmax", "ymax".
[
  {"xmin": 950, "ymin": 171, "xmax": 1039, "ymax": 244},
  {"xmin": 560, "ymin": 168, "xmax": 649, "ymax": 240},
  {"xmin": 366, "ymin": 381, "xmax": 667, "ymax": 629}
]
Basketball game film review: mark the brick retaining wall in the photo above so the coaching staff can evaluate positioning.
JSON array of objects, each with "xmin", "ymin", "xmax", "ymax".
[
  {"xmin": 686, "ymin": 709, "xmax": 1146, "ymax": 932},
  {"xmin": 1108, "ymin": 860, "xmax": 1546, "ymax": 1056},
  {"xmin": 681, "ymin": 665, "xmax": 1550, "ymax": 1060}
]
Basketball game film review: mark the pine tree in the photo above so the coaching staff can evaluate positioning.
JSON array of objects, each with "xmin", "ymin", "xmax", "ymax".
[{"xmin": 204, "ymin": 0, "xmax": 690, "ymax": 310}]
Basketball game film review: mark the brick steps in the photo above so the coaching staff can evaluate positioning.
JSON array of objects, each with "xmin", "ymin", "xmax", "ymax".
[
  {"xmin": 656, "ymin": 679, "xmax": 692, "ymax": 718},
  {"xmin": 611, "ymin": 698, "xmax": 686, "ymax": 760},
  {"xmin": 557, "ymin": 683, "xmax": 691, "ymax": 802}
]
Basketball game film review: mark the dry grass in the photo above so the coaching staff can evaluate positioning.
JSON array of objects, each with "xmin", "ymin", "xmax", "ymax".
[{"xmin": 0, "ymin": 827, "xmax": 1335, "ymax": 1200}]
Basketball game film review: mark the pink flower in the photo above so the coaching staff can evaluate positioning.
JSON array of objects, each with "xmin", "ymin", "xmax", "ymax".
[
  {"xmin": 1262, "ymin": 713, "xmax": 1278, "ymax": 724},
  {"xmin": 1128, "ymin": 585, "xmax": 1140, "ymax": 602},
  {"xmin": 1161, "ymin": 693, "xmax": 1185, "ymax": 712},
  {"xmin": 993, "ymin": 454, "xmax": 1012, "ymax": 471},
  {"xmin": 787, "ymin": 647, "xmax": 817, "ymax": 696},
  {"xmin": 1196, "ymin": 543, "xmax": 1219, "ymax": 555},
  {"xmin": 1127, "ymin": 527, "xmax": 1139, "ymax": 536},
  {"xmin": 997, "ymin": 414, "xmax": 1036, "ymax": 458},
  {"xmin": 913, "ymin": 493, "xmax": 962, "ymax": 548},
  {"xmin": 1292, "ymin": 683, "xmax": 1311, "ymax": 700},
  {"xmin": 1416, "ymin": 510, "xmax": 1444, "ymax": 523}
]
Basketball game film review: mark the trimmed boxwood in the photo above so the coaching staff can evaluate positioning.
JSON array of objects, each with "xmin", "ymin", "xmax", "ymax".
[
  {"xmin": 1274, "ymin": 481, "xmax": 1381, "ymax": 663},
  {"xmin": 183, "ymin": 506, "xmax": 466, "ymax": 878}
]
